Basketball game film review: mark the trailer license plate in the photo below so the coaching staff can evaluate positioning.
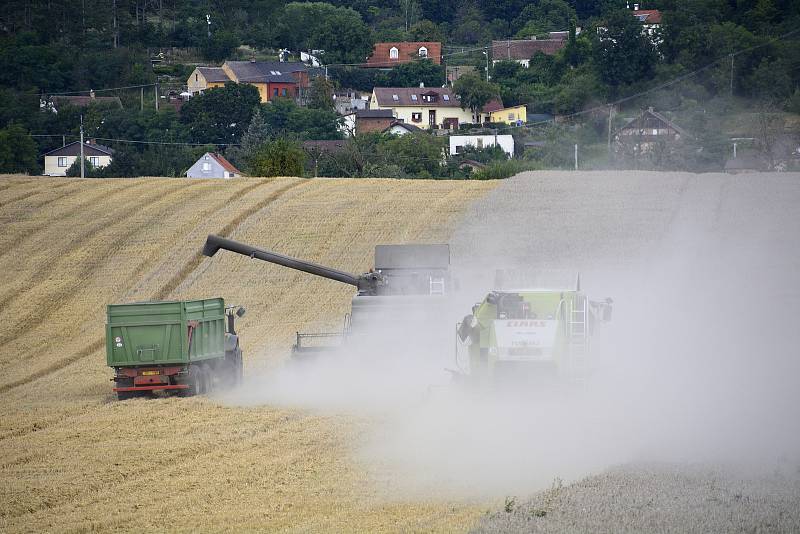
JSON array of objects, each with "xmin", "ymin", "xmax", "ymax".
[{"xmin": 141, "ymin": 370, "xmax": 160, "ymax": 376}]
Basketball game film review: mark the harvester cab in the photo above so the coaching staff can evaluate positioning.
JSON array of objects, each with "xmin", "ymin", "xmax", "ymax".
[{"xmin": 455, "ymin": 274, "xmax": 612, "ymax": 386}]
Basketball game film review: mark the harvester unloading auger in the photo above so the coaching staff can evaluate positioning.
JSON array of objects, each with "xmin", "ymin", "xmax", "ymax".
[{"xmin": 203, "ymin": 234, "xmax": 452, "ymax": 356}]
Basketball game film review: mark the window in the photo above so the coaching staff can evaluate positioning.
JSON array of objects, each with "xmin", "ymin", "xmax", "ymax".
[
  {"xmin": 281, "ymin": 88, "xmax": 287, "ymax": 97},
  {"xmin": 202, "ymin": 162, "xmax": 211, "ymax": 172},
  {"xmin": 195, "ymin": 73, "xmax": 199, "ymax": 82},
  {"xmin": 442, "ymin": 94, "xmax": 450, "ymax": 101},
  {"xmin": 411, "ymin": 112, "xmax": 422, "ymax": 123},
  {"xmin": 89, "ymin": 156, "xmax": 99, "ymax": 166},
  {"xmin": 392, "ymin": 94, "xmax": 399, "ymax": 101},
  {"xmin": 410, "ymin": 94, "xmax": 418, "ymax": 101},
  {"xmin": 389, "ymin": 47, "xmax": 399, "ymax": 59},
  {"xmin": 508, "ymin": 113, "xmax": 515, "ymax": 120},
  {"xmin": 477, "ymin": 139, "xmax": 484, "ymax": 149},
  {"xmin": 274, "ymin": 88, "xmax": 279, "ymax": 97},
  {"xmin": 418, "ymin": 46, "xmax": 428, "ymax": 57},
  {"xmin": 58, "ymin": 157, "xmax": 67, "ymax": 167}
]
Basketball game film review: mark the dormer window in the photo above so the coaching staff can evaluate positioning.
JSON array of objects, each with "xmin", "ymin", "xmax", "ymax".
[
  {"xmin": 392, "ymin": 94, "xmax": 399, "ymax": 101},
  {"xmin": 411, "ymin": 94, "xmax": 418, "ymax": 101},
  {"xmin": 419, "ymin": 46, "xmax": 428, "ymax": 58},
  {"xmin": 389, "ymin": 47, "xmax": 399, "ymax": 59},
  {"xmin": 421, "ymin": 92, "xmax": 438, "ymax": 103},
  {"xmin": 442, "ymin": 94, "xmax": 450, "ymax": 101}
]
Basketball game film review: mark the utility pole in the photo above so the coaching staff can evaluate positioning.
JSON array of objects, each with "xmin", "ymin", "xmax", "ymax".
[
  {"xmin": 141, "ymin": 86, "xmax": 144, "ymax": 111},
  {"xmin": 729, "ymin": 54, "xmax": 734, "ymax": 96},
  {"xmin": 574, "ymin": 143, "xmax": 578, "ymax": 170},
  {"xmin": 154, "ymin": 83, "xmax": 159, "ymax": 111},
  {"xmin": 484, "ymin": 47, "xmax": 490, "ymax": 81},
  {"xmin": 80, "ymin": 115, "xmax": 85, "ymax": 179},
  {"xmin": 607, "ymin": 104, "xmax": 614, "ymax": 161}
]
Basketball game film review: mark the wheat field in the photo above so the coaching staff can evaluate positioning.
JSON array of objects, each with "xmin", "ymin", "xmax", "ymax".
[{"xmin": 0, "ymin": 175, "xmax": 497, "ymax": 533}]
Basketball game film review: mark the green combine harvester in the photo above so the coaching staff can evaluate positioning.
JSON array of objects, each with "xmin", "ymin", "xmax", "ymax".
[
  {"xmin": 455, "ymin": 276, "xmax": 612, "ymax": 385},
  {"xmin": 106, "ymin": 298, "xmax": 244, "ymax": 400}
]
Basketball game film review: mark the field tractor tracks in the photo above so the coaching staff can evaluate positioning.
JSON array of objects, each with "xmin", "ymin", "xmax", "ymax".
[
  {"xmin": 0, "ymin": 180, "xmax": 149, "ymax": 261},
  {"xmin": 155, "ymin": 179, "xmax": 309, "ymax": 300},
  {"xmin": 0, "ymin": 179, "xmax": 308, "ymax": 393},
  {"xmin": 0, "ymin": 182, "xmax": 208, "ymax": 350},
  {"xmin": 0, "ymin": 181, "xmax": 190, "ymax": 312}
]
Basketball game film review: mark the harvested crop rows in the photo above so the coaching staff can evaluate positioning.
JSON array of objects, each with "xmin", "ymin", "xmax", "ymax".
[{"xmin": 0, "ymin": 175, "xmax": 495, "ymax": 533}]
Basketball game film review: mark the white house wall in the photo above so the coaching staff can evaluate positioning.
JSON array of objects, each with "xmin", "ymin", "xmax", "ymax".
[
  {"xmin": 449, "ymin": 135, "xmax": 515, "ymax": 157},
  {"xmin": 44, "ymin": 155, "xmax": 111, "ymax": 176}
]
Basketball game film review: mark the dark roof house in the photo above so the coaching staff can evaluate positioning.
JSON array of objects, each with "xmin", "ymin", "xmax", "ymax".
[{"xmin": 44, "ymin": 140, "xmax": 114, "ymax": 157}]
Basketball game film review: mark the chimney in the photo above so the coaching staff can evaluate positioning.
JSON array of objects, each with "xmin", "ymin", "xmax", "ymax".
[
  {"xmin": 250, "ymin": 56, "xmax": 256, "ymax": 63},
  {"xmin": 634, "ymin": 3, "xmax": 639, "ymax": 10},
  {"xmin": 89, "ymin": 89, "xmax": 95, "ymax": 99},
  {"xmin": 86, "ymin": 138, "xmax": 95, "ymax": 145},
  {"xmin": 420, "ymin": 82, "xmax": 424, "ymax": 88}
]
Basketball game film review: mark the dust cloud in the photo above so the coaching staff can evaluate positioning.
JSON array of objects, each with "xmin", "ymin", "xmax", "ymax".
[{"xmin": 223, "ymin": 172, "xmax": 800, "ymax": 499}]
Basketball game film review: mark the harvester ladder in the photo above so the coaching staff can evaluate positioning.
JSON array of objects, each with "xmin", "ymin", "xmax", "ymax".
[
  {"xmin": 567, "ymin": 297, "xmax": 589, "ymax": 379},
  {"xmin": 429, "ymin": 276, "xmax": 445, "ymax": 295}
]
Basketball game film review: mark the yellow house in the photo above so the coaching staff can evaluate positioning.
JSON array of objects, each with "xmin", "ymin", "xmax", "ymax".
[
  {"xmin": 371, "ymin": 87, "xmax": 500, "ymax": 129},
  {"xmin": 187, "ymin": 67, "xmax": 229, "ymax": 94},
  {"xmin": 187, "ymin": 61, "xmax": 308, "ymax": 103},
  {"xmin": 490, "ymin": 104, "xmax": 527, "ymax": 125}
]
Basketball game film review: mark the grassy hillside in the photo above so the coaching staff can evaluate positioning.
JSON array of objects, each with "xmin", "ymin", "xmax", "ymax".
[{"xmin": 0, "ymin": 175, "xmax": 495, "ymax": 533}]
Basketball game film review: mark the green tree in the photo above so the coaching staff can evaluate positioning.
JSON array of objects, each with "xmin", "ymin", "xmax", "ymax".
[
  {"xmin": 594, "ymin": 8, "xmax": 658, "ymax": 89},
  {"xmin": 513, "ymin": 0, "xmax": 576, "ymax": 37},
  {"xmin": 275, "ymin": 3, "xmax": 374, "ymax": 64},
  {"xmin": 250, "ymin": 138, "xmax": 306, "ymax": 176},
  {"xmin": 0, "ymin": 124, "xmax": 39, "ymax": 174},
  {"xmin": 308, "ymin": 76, "xmax": 335, "ymax": 111},
  {"xmin": 409, "ymin": 20, "xmax": 443, "ymax": 42},
  {"xmin": 201, "ymin": 30, "xmax": 241, "ymax": 62},
  {"xmin": 386, "ymin": 59, "xmax": 445, "ymax": 88},
  {"xmin": 226, "ymin": 107, "xmax": 271, "ymax": 169},
  {"xmin": 180, "ymin": 82, "xmax": 261, "ymax": 144},
  {"xmin": 453, "ymin": 74, "xmax": 500, "ymax": 123},
  {"xmin": 378, "ymin": 134, "xmax": 445, "ymax": 177},
  {"xmin": 260, "ymin": 98, "xmax": 342, "ymax": 140},
  {"xmin": 65, "ymin": 157, "xmax": 101, "ymax": 177}
]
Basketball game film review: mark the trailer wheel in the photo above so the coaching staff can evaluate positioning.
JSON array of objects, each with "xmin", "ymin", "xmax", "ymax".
[
  {"xmin": 180, "ymin": 365, "xmax": 203, "ymax": 397},
  {"xmin": 201, "ymin": 363, "xmax": 213, "ymax": 394},
  {"xmin": 116, "ymin": 378, "xmax": 138, "ymax": 401}
]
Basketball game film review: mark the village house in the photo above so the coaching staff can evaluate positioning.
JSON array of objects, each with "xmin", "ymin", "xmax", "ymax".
[
  {"xmin": 339, "ymin": 109, "xmax": 395, "ymax": 137},
  {"xmin": 629, "ymin": 3, "xmax": 662, "ymax": 39},
  {"xmin": 333, "ymin": 89, "xmax": 369, "ymax": 116},
  {"xmin": 42, "ymin": 140, "xmax": 113, "ymax": 176},
  {"xmin": 365, "ymin": 41, "xmax": 442, "ymax": 68},
  {"xmin": 187, "ymin": 60, "xmax": 316, "ymax": 103},
  {"xmin": 491, "ymin": 34, "xmax": 570, "ymax": 67},
  {"xmin": 48, "ymin": 91, "xmax": 123, "ymax": 112},
  {"xmin": 449, "ymin": 135, "xmax": 515, "ymax": 158},
  {"xmin": 613, "ymin": 107, "xmax": 687, "ymax": 155},
  {"xmin": 383, "ymin": 121, "xmax": 423, "ymax": 136},
  {"xmin": 186, "ymin": 152, "xmax": 241, "ymax": 179},
  {"xmin": 370, "ymin": 87, "xmax": 501, "ymax": 130},
  {"xmin": 490, "ymin": 105, "xmax": 527, "ymax": 125}
]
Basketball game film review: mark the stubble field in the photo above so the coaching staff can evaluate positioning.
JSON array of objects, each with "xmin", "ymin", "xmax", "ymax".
[
  {"xmin": 0, "ymin": 175, "xmax": 495, "ymax": 532},
  {"xmin": 2, "ymin": 171, "xmax": 799, "ymax": 534}
]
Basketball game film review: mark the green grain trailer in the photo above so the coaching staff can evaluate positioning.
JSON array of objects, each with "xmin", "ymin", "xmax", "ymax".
[{"xmin": 106, "ymin": 298, "xmax": 244, "ymax": 400}]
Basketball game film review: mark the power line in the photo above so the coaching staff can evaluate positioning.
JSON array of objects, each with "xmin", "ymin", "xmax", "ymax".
[{"xmin": 46, "ymin": 83, "xmax": 157, "ymax": 96}]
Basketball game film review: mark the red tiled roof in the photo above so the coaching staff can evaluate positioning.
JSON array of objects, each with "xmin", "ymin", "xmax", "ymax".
[
  {"xmin": 366, "ymin": 42, "xmax": 442, "ymax": 67},
  {"xmin": 210, "ymin": 153, "xmax": 241, "ymax": 175},
  {"xmin": 491, "ymin": 39, "xmax": 566, "ymax": 61},
  {"xmin": 633, "ymin": 9, "xmax": 662, "ymax": 24},
  {"xmin": 482, "ymin": 99, "xmax": 505, "ymax": 114}
]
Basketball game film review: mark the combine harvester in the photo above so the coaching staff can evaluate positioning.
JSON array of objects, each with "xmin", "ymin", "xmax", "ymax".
[
  {"xmin": 202, "ymin": 235, "xmax": 453, "ymax": 360},
  {"xmin": 455, "ymin": 274, "xmax": 613, "ymax": 387}
]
